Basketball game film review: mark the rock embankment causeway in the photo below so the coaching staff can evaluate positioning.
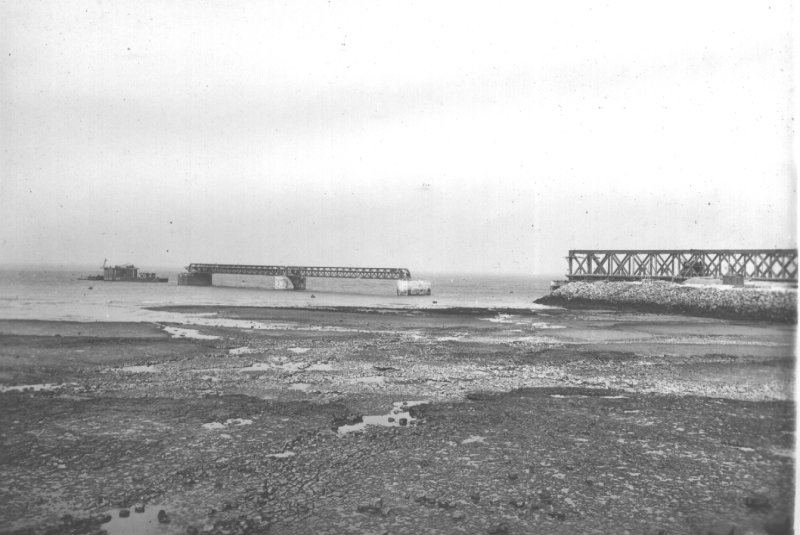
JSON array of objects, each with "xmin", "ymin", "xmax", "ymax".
[{"xmin": 537, "ymin": 281, "xmax": 797, "ymax": 322}]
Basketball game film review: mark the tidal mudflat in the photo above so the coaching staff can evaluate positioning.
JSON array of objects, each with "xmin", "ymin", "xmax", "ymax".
[{"xmin": 0, "ymin": 306, "xmax": 793, "ymax": 534}]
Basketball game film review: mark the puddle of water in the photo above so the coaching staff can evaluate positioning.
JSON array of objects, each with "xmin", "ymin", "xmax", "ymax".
[
  {"xmin": 461, "ymin": 435, "xmax": 486, "ymax": 444},
  {"xmin": 100, "ymin": 506, "xmax": 172, "ymax": 535},
  {"xmin": 162, "ymin": 326, "xmax": 219, "ymax": 340},
  {"xmin": 353, "ymin": 376, "xmax": 385, "ymax": 384},
  {"xmin": 201, "ymin": 422, "xmax": 226, "ymax": 430},
  {"xmin": 288, "ymin": 347, "xmax": 310, "ymax": 354},
  {"xmin": 119, "ymin": 365, "xmax": 158, "ymax": 373},
  {"xmin": 480, "ymin": 316, "xmax": 566, "ymax": 330},
  {"xmin": 481, "ymin": 314, "xmax": 519, "ymax": 324},
  {"xmin": 289, "ymin": 383, "xmax": 312, "ymax": 391},
  {"xmin": 338, "ymin": 401, "xmax": 427, "ymax": 434},
  {"xmin": 265, "ymin": 451, "xmax": 296, "ymax": 458},
  {"xmin": 0, "ymin": 383, "xmax": 75, "ymax": 393},
  {"xmin": 201, "ymin": 418, "xmax": 253, "ymax": 430}
]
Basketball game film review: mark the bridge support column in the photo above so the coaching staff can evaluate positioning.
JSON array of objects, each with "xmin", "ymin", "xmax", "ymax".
[
  {"xmin": 177, "ymin": 272, "xmax": 212, "ymax": 286},
  {"xmin": 288, "ymin": 275, "xmax": 306, "ymax": 290}
]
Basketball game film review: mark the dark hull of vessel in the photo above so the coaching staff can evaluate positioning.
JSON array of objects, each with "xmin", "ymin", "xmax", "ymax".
[{"xmin": 81, "ymin": 265, "xmax": 169, "ymax": 283}]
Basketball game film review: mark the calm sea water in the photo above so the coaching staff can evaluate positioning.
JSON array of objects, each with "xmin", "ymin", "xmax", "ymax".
[{"xmin": 0, "ymin": 267, "xmax": 557, "ymax": 323}]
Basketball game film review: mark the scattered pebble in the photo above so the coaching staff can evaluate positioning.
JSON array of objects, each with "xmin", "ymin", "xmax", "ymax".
[
  {"xmin": 744, "ymin": 494, "xmax": 771, "ymax": 510},
  {"xmin": 356, "ymin": 497, "xmax": 383, "ymax": 514},
  {"xmin": 487, "ymin": 523, "xmax": 510, "ymax": 535}
]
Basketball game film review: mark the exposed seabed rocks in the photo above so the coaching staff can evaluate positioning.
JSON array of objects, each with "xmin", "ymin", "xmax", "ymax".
[
  {"xmin": 0, "ymin": 305, "xmax": 793, "ymax": 535},
  {"xmin": 536, "ymin": 280, "xmax": 797, "ymax": 323}
]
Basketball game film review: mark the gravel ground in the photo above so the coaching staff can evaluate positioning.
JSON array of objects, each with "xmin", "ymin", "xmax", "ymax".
[{"xmin": 0, "ymin": 306, "xmax": 794, "ymax": 535}]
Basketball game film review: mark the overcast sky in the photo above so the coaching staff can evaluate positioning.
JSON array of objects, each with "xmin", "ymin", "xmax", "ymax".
[{"xmin": 1, "ymin": 1, "xmax": 795, "ymax": 275}]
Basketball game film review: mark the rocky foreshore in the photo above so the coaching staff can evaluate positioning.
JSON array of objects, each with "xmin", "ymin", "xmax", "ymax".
[
  {"xmin": 536, "ymin": 280, "xmax": 797, "ymax": 323},
  {"xmin": 0, "ymin": 307, "xmax": 794, "ymax": 535}
]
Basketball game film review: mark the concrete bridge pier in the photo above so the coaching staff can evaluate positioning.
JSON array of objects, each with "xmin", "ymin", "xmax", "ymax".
[
  {"xmin": 288, "ymin": 275, "xmax": 306, "ymax": 290},
  {"xmin": 177, "ymin": 272, "xmax": 212, "ymax": 286}
]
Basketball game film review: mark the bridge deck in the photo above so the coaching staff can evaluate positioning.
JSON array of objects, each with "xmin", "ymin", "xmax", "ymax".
[
  {"xmin": 186, "ymin": 263, "xmax": 412, "ymax": 280},
  {"xmin": 567, "ymin": 249, "xmax": 797, "ymax": 282}
]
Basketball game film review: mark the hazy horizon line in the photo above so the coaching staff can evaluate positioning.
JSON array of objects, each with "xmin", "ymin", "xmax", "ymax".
[{"xmin": 0, "ymin": 262, "xmax": 564, "ymax": 278}]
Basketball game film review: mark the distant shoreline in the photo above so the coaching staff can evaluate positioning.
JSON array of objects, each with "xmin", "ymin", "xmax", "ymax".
[{"xmin": 536, "ymin": 280, "xmax": 797, "ymax": 323}]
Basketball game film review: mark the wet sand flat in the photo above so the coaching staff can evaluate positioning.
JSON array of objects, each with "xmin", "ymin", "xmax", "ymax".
[{"xmin": 0, "ymin": 306, "xmax": 794, "ymax": 534}]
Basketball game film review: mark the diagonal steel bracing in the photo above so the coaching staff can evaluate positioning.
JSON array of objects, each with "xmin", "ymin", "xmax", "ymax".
[
  {"xmin": 566, "ymin": 249, "xmax": 797, "ymax": 282},
  {"xmin": 186, "ymin": 263, "xmax": 412, "ymax": 280}
]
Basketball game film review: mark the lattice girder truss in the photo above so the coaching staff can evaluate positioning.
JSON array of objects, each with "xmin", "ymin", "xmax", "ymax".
[
  {"xmin": 186, "ymin": 264, "xmax": 412, "ymax": 280},
  {"xmin": 567, "ymin": 249, "xmax": 797, "ymax": 282}
]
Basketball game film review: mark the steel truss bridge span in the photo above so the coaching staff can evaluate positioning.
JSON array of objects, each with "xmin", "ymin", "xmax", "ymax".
[
  {"xmin": 567, "ymin": 249, "xmax": 797, "ymax": 282},
  {"xmin": 185, "ymin": 264, "xmax": 412, "ymax": 280}
]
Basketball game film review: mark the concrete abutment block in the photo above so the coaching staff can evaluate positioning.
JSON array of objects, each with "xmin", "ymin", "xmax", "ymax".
[
  {"xmin": 177, "ymin": 272, "xmax": 212, "ymax": 286},
  {"xmin": 274, "ymin": 276, "xmax": 306, "ymax": 290}
]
